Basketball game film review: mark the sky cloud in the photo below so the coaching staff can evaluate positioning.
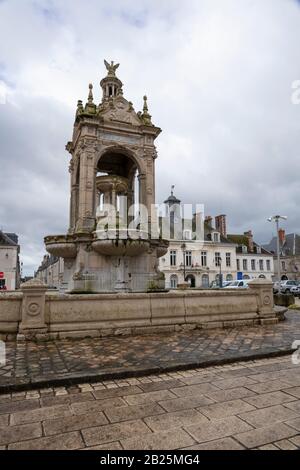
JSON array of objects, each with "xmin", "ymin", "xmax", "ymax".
[{"xmin": 1, "ymin": 0, "xmax": 300, "ymax": 275}]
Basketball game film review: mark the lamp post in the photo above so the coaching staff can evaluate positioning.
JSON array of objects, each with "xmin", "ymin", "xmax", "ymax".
[
  {"xmin": 181, "ymin": 243, "xmax": 186, "ymax": 282},
  {"xmin": 267, "ymin": 215, "xmax": 287, "ymax": 283}
]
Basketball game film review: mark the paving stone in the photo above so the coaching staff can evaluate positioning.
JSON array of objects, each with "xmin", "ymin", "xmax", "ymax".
[
  {"xmin": 186, "ymin": 416, "xmax": 252, "ymax": 443},
  {"xmin": 258, "ymin": 444, "xmax": 279, "ymax": 450},
  {"xmin": 0, "ymin": 414, "xmax": 9, "ymax": 427},
  {"xmin": 205, "ymin": 387, "xmax": 256, "ymax": 403},
  {"xmin": 92, "ymin": 385, "xmax": 143, "ymax": 400},
  {"xmin": 159, "ymin": 395, "xmax": 214, "ymax": 413},
  {"xmin": 170, "ymin": 383, "xmax": 219, "ymax": 398},
  {"xmin": 198, "ymin": 399, "xmax": 255, "ymax": 419},
  {"xmin": 104, "ymin": 402, "xmax": 165, "ymax": 423},
  {"xmin": 43, "ymin": 411, "xmax": 108, "ymax": 436},
  {"xmin": 245, "ymin": 380, "xmax": 292, "ymax": 394},
  {"xmin": 289, "ymin": 435, "xmax": 300, "ymax": 447},
  {"xmin": 144, "ymin": 409, "xmax": 208, "ymax": 432},
  {"xmin": 284, "ymin": 386, "xmax": 300, "ymax": 399},
  {"xmin": 123, "ymin": 390, "xmax": 177, "ymax": 406},
  {"xmin": 82, "ymin": 419, "xmax": 151, "ymax": 447},
  {"xmin": 0, "ymin": 399, "xmax": 40, "ymax": 415},
  {"xmin": 0, "ymin": 423, "xmax": 42, "ymax": 445},
  {"xmin": 71, "ymin": 397, "xmax": 126, "ymax": 415},
  {"xmin": 183, "ymin": 437, "xmax": 245, "ymax": 450},
  {"xmin": 285, "ymin": 416, "xmax": 300, "ymax": 431},
  {"xmin": 83, "ymin": 442, "xmax": 123, "ymax": 450},
  {"xmin": 274, "ymin": 439, "xmax": 298, "ymax": 450},
  {"xmin": 212, "ymin": 376, "xmax": 257, "ymax": 390},
  {"xmin": 11, "ymin": 404, "xmax": 72, "ymax": 425},
  {"xmin": 138, "ymin": 379, "xmax": 184, "ymax": 392},
  {"xmin": 9, "ymin": 431, "xmax": 84, "ymax": 450},
  {"xmin": 121, "ymin": 428, "xmax": 195, "ymax": 450},
  {"xmin": 238, "ymin": 405, "xmax": 299, "ymax": 428},
  {"xmin": 234, "ymin": 423, "xmax": 298, "ymax": 449},
  {"xmin": 243, "ymin": 391, "xmax": 296, "ymax": 409},
  {"xmin": 180, "ymin": 373, "xmax": 217, "ymax": 386},
  {"xmin": 40, "ymin": 392, "xmax": 94, "ymax": 408}
]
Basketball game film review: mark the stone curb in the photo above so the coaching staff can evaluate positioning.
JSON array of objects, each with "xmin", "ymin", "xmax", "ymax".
[{"xmin": 0, "ymin": 347, "xmax": 294, "ymax": 394}]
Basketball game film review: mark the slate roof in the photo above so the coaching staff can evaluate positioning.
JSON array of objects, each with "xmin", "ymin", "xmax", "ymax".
[
  {"xmin": 0, "ymin": 231, "xmax": 18, "ymax": 246},
  {"xmin": 227, "ymin": 234, "xmax": 272, "ymax": 255}
]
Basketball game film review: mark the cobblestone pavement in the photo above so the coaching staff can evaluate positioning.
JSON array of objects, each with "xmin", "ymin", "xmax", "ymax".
[
  {"xmin": 0, "ymin": 355, "xmax": 300, "ymax": 449},
  {"xmin": 1, "ymin": 312, "xmax": 300, "ymax": 390}
]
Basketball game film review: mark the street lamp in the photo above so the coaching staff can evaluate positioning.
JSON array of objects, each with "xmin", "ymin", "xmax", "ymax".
[
  {"xmin": 267, "ymin": 215, "xmax": 287, "ymax": 283},
  {"xmin": 181, "ymin": 243, "xmax": 186, "ymax": 282}
]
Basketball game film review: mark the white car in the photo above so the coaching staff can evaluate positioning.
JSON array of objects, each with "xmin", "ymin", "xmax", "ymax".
[
  {"xmin": 280, "ymin": 280, "xmax": 298, "ymax": 294},
  {"xmin": 223, "ymin": 280, "xmax": 249, "ymax": 289},
  {"xmin": 290, "ymin": 285, "xmax": 300, "ymax": 298}
]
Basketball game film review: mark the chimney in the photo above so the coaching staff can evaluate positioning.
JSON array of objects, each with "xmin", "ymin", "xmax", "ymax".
[
  {"xmin": 278, "ymin": 228, "xmax": 286, "ymax": 246},
  {"xmin": 215, "ymin": 214, "xmax": 227, "ymax": 238},
  {"xmin": 244, "ymin": 230, "xmax": 254, "ymax": 252},
  {"xmin": 205, "ymin": 216, "xmax": 213, "ymax": 228}
]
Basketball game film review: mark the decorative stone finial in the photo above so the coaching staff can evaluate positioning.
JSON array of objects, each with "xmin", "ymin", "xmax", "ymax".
[
  {"xmin": 171, "ymin": 185, "xmax": 175, "ymax": 196},
  {"xmin": 76, "ymin": 100, "xmax": 83, "ymax": 116},
  {"xmin": 88, "ymin": 83, "xmax": 94, "ymax": 104},
  {"xmin": 104, "ymin": 59, "xmax": 120, "ymax": 77},
  {"xmin": 140, "ymin": 95, "xmax": 153, "ymax": 126}
]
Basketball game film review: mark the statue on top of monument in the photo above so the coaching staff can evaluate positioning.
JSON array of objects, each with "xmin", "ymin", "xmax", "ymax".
[{"xmin": 104, "ymin": 59, "xmax": 120, "ymax": 77}]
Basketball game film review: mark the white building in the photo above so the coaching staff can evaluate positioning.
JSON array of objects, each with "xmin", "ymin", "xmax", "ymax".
[
  {"xmin": 0, "ymin": 231, "xmax": 20, "ymax": 290},
  {"xmin": 159, "ymin": 191, "xmax": 237, "ymax": 289},
  {"xmin": 227, "ymin": 231, "xmax": 274, "ymax": 281}
]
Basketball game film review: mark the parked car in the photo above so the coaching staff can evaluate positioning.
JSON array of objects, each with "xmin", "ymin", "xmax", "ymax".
[
  {"xmin": 223, "ymin": 280, "xmax": 249, "ymax": 289},
  {"xmin": 280, "ymin": 280, "xmax": 298, "ymax": 294},
  {"xmin": 290, "ymin": 285, "xmax": 300, "ymax": 298}
]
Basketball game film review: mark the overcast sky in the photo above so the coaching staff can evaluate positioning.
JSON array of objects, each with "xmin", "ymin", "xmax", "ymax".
[{"xmin": 1, "ymin": 0, "xmax": 300, "ymax": 275}]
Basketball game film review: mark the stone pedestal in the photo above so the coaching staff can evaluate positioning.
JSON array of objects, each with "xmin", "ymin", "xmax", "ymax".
[
  {"xmin": 19, "ymin": 278, "xmax": 48, "ymax": 338},
  {"xmin": 248, "ymin": 279, "xmax": 277, "ymax": 325}
]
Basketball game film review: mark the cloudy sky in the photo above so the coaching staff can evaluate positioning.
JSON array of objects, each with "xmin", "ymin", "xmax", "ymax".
[{"xmin": 1, "ymin": 0, "xmax": 300, "ymax": 275}]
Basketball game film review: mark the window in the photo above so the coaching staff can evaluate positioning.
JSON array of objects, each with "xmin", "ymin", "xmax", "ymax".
[
  {"xmin": 259, "ymin": 260, "xmax": 264, "ymax": 271},
  {"xmin": 170, "ymin": 250, "xmax": 177, "ymax": 266},
  {"xmin": 237, "ymin": 259, "xmax": 240, "ymax": 271},
  {"xmin": 183, "ymin": 230, "xmax": 192, "ymax": 240},
  {"xmin": 202, "ymin": 274, "xmax": 209, "ymax": 288},
  {"xmin": 256, "ymin": 246, "xmax": 261, "ymax": 254},
  {"xmin": 201, "ymin": 251, "xmax": 207, "ymax": 267},
  {"xmin": 243, "ymin": 259, "xmax": 248, "ymax": 271},
  {"xmin": 226, "ymin": 274, "xmax": 233, "ymax": 281},
  {"xmin": 251, "ymin": 259, "xmax": 256, "ymax": 271},
  {"xmin": 242, "ymin": 245, "xmax": 248, "ymax": 254},
  {"xmin": 170, "ymin": 275, "xmax": 178, "ymax": 289},
  {"xmin": 215, "ymin": 252, "xmax": 221, "ymax": 267},
  {"xmin": 266, "ymin": 260, "xmax": 271, "ymax": 271},
  {"xmin": 213, "ymin": 232, "xmax": 220, "ymax": 243},
  {"xmin": 226, "ymin": 253, "xmax": 231, "ymax": 267},
  {"xmin": 185, "ymin": 251, "xmax": 192, "ymax": 267}
]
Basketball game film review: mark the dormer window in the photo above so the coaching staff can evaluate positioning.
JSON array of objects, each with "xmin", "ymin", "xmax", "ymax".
[
  {"xmin": 183, "ymin": 230, "xmax": 192, "ymax": 240},
  {"xmin": 213, "ymin": 232, "xmax": 220, "ymax": 243},
  {"xmin": 256, "ymin": 246, "xmax": 261, "ymax": 254},
  {"xmin": 242, "ymin": 245, "xmax": 248, "ymax": 254}
]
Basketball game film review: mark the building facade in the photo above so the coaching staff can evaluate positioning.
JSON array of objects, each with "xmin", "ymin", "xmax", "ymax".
[
  {"xmin": 228, "ymin": 231, "xmax": 274, "ymax": 281},
  {"xmin": 35, "ymin": 255, "xmax": 64, "ymax": 288},
  {"xmin": 0, "ymin": 231, "xmax": 20, "ymax": 290}
]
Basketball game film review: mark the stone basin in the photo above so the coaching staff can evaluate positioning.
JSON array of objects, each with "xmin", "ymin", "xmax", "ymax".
[
  {"xmin": 92, "ymin": 238, "xmax": 150, "ymax": 256},
  {"xmin": 45, "ymin": 235, "xmax": 77, "ymax": 258}
]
